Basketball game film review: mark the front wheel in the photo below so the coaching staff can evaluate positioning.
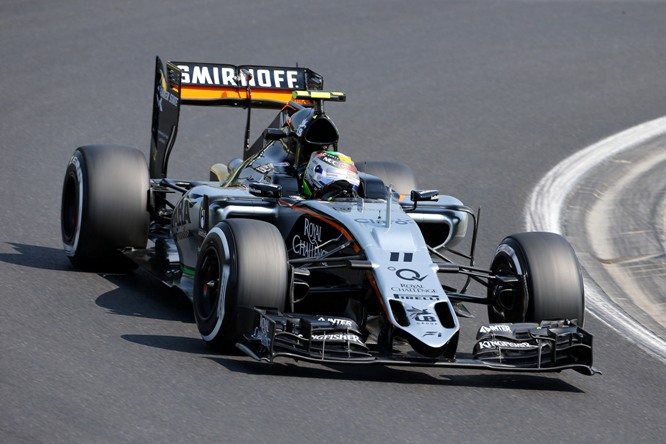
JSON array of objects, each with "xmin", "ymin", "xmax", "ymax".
[
  {"xmin": 487, "ymin": 232, "xmax": 585, "ymax": 326},
  {"xmin": 193, "ymin": 219, "xmax": 288, "ymax": 350}
]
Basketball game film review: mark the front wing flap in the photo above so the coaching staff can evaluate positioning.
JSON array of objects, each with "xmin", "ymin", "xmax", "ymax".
[
  {"xmin": 237, "ymin": 309, "xmax": 598, "ymax": 375},
  {"xmin": 238, "ymin": 309, "xmax": 375, "ymax": 363},
  {"xmin": 472, "ymin": 321, "xmax": 595, "ymax": 374}
]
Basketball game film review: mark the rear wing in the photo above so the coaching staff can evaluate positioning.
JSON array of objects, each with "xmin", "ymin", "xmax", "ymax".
[{"xmin": 149, "ymin": 56, "xmax": 324, "ymax": 179}]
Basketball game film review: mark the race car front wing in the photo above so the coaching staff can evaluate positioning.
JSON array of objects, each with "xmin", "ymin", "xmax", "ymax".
[{"xmin": 236, "ymin": 308, "xmax": 598, "ymax": 375}]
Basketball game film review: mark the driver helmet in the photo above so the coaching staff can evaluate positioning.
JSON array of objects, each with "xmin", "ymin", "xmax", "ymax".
[{"xmin": 302, "ymin": 151, "xmax": 360, "ymax": 199}]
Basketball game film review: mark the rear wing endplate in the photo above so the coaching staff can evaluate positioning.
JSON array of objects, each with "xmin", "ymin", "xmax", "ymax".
[{"xmin": 150, "ymin": 58, "xmax": 182, "ymax": 179}]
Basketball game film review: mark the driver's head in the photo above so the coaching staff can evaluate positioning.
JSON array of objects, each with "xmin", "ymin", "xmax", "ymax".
[{"xmin": 302, "ymin": 151, "xmax": 360, "ymax": 199}]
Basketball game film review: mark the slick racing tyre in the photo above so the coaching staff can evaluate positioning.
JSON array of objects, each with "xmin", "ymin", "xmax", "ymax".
[
  {"xmin": 193, "ymin": 219, "xmax": 288, "ymax": 350},
  {"xmin": 356, "ymin": 161, "xmax": 417, "ymax": 195},
  {"xmin": 61, "ymin": 145, "xmax": 149, "ymax": 270},
  {"xmin": 487, "ymin": 232, "xmax": 585, "ymax": 326}
]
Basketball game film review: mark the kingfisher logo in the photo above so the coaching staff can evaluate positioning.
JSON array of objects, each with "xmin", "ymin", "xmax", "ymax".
[
  {"xmin": 310, "ymin": 333, "xmax": 364, "ymax": 345},
  {"xmin": 479, "ymin": 340, "xmax": 534, "ymax": 350}
]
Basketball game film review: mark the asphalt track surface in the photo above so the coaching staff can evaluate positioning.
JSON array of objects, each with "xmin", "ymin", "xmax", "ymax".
[
  {"xmin": 2, "ymin": 1, "xmax": 666, "ymax": 443},
  {"xmin": 527, "ymin": 118, "xmax": 666, "ymax": 363}
]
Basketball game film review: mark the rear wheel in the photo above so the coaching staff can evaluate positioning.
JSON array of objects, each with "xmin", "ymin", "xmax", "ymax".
[
  {"xmin": 61, "ymin": 145, "xmax": 149, "ymax": 270},
  {"xmin": 488, "ymin": 232, "xmax": 585, "ymax": 325},
  {"xmin": 193, "ymin": 219, "xmax": 288, "ymax": 350},
  {"xmin": 356, "ymin": 161, "xmax": 417, "ymax": 195}
]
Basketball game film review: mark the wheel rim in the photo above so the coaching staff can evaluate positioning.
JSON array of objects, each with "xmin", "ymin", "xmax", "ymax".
[
  {"xmin": 489, "ymin": 249, "xmax": 527, "ymax": 323},
  {"xmin": 196, "ymin": 248, "xmax": 222, "ymax": 323},
  {"xmin": 62, "ymin": 173, "xmax": 79, "ymax": 243},
  {"xmin": 61, "ymin": 165, "xmax": 84, "ymax": 258},
  {"xmin": 195, "ymin": 238, "xmax": 232, "ymax": 332}
]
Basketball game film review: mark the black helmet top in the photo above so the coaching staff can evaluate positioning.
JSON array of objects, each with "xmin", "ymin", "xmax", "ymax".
[{"xmin": 288, "ymin": 108, "xmax": 339, "ymax": 166}]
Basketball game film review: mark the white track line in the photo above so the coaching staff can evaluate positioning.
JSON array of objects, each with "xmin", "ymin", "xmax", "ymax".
[{"xmin": 525, "ymin": 116, "xmax": 666, "ymax": 365}]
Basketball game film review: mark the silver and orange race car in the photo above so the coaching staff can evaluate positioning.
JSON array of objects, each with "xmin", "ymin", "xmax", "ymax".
[{"xmin": 61, "ymin": 57, "xmax": 597, "ymax": 375}]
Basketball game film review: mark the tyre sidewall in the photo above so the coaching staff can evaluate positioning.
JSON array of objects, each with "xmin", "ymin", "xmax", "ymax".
[
  {"xmin": 193, "ymin": 223, "xmax": 238, "ymax": 343},
  {"xmin": 62, "ymin": 150, "xmax": 87, "ymax": 263}
]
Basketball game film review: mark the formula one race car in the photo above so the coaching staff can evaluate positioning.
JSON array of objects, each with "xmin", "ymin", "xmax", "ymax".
[{"xmin": 61, "ymin": 57, "xmax": 597, "ymax": 375}]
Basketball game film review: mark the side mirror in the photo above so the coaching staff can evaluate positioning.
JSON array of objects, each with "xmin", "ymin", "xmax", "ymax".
[
  {"xmin": 409, "ymin": 189, "xmax": 439, "ymax": 210},
  {"xmin": 249, "ymin": 182, "xmax": 282, "ymax": 198},
  {"xmin": 411, "ymin": 189, "xmax": 439, "ymax": 202},
  {"xmin": 264, "ymin": 127, "xmax": 287, "ymax": 141}
]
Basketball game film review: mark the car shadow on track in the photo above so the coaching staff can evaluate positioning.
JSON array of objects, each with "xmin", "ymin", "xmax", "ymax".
[
  {"xmin": 122, "ymin": 334, "xmax": 211, "ymax": 354},
  {"xmin": 0, "ymin": 242, "xmax": 194, "ymax": 323},
  {"xmin": 209, "ymin": 355, "xmax": 585, "ymax": 392},
  {"xmin": 97, "ymin": 272, "xmax": 194, "ymax": 323},
  {"xmin": 0, "ymin": 243, "xmax": 71, "ymax": 271}
]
